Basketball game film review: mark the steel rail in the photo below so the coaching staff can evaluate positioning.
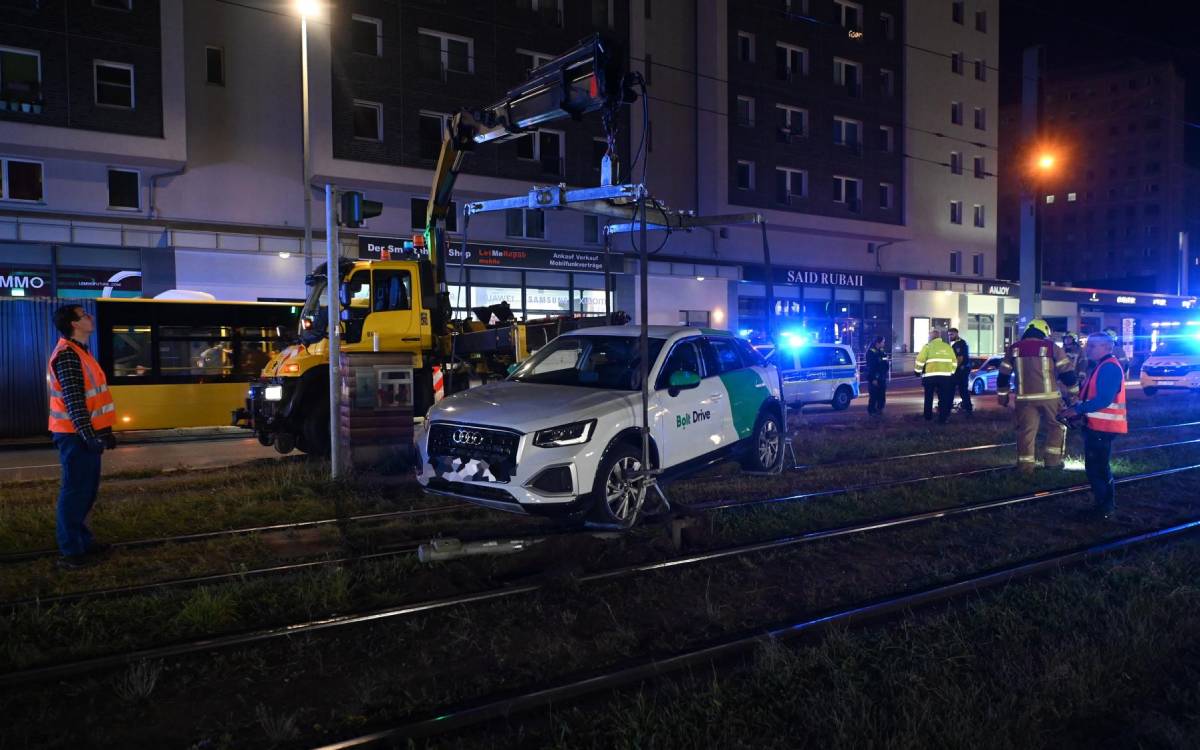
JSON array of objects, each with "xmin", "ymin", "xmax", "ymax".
[
  {"xmin": 3, "ymin": 460, "xmax": 1196, "ymax": 689},
  {"xmin": 5, "ymin": 436, "xmax": 1199, "ymax": 611},
  {"xmin": 311, "ymin": 515, "xmax": 1200, "ymax": 748}
]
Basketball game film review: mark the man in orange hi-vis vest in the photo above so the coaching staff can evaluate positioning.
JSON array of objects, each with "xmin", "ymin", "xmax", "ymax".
[
  {"xmin": 1058, "ymin": 331, "xmax": 1127, "ymax": 520},
  {"xmin": 47, "ymin": 304, "xmax": 117, "ymax": 569}
]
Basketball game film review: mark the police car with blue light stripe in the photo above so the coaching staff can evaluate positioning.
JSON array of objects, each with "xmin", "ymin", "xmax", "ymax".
[{"xmin": 770, "ymin": 333, "xmax": 860, "ymax": 411}]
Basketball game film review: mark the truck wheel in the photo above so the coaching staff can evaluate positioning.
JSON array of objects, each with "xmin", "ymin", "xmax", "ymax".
[
  {"xmin": 740, "ymin": 410, "xmax": 783, "ymax": 472},
  {"xmin": 587, "ymin": 443, "xmax": 646, "ymax": 529},
  {"xmin": 300, "ymin": 398, "xmax": 331, "ymax": 457},
  {"xmin": 830, "ymin": 385, "xmax": 853, "ymax": 411},
  {"xmin": 972, "ymin": 378, "xmax": 985, "ymax": 395},
  {"xmin": 273, "ymin": 432, "xmax": 295, "ymax": 455},
  {"xmin": 1143, "ymin": 387, "xmax": 1158, "ymax": 396},
  {"xmin": 256, "ymin": 431, "xmax": 273, "ymax": 447}
]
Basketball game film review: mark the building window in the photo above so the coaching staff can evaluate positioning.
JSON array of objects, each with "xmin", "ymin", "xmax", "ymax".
[
  {"xmin": 351, "ymin": 15, "xmax": 382, "ymax": 57},
  {"xmin": 880, "ymin": 12, "xmax": 895, "ymax": 40},
  {"xmin": 204, "ymin": 46, "xmax": 224, "ymax": 86},
  {"xmin": 833, "ymin": 58, "xmax": 862, "ymax": 96},
  {"xmin": 950, "ymin": 251, "xmax": 963, "ymax": 274},
  {"xmin": 352, "ymin": 100, "xmax": 382, "ymax": 140},
  {"xmin": 973, "ymin": 204, "xmax": 985, "ymax": 227},
  {"xmin": 974, "ymin": 59, "xmax": 987, "ymax": 81},
  {"xmin": 410, "ymin": 198, "xmax": 457, "ymax": 232},
  {"xmin": 417, "ymin": 29, "xmax": 474, "ymax": 77},
  {"xmin": 517, "ymin": 49, "xmax": 554, "ymax": 74},
  {"xmin": 834, "ymin": 0, "xmax": 863, "ymax": 31},
  {"xmin": 737, "ymin": 31, "xmax": 755, "ymax": 63},
  {"xmin": 94, "ymin": 60, "xmax": 134, "ymax": 108},
  {"xmin": 950, "ymin": 200, "xmax": 963, "ymax": 224},
  {"xmin": 878, "ymin": 125, "xmax": 894, "ymax": 153},
  {"xmin": 515, "ymin": 128, "xmax": 565, "ymax": 175},
  {"xmin": 776, "ymin": 104, "xmax": 808, "ymax": 139},
  {"xmin": 833, "ymin": 116, "xmax": 861, "ymax": 150},
  {"xmin": 952, "ymin": 1, "xmax": 964, "ymax": 23},
  {"xmin": 973, "ymin": 156, "xmax": 985, "ymax": 178},
  {"xmin": 736, "ymin": 160, "xmax": 755, "ymax": 190},
  {"xmin": 973, "ymin": 106, "xmax": 986, "ymax": 130},
  {"xmin": 93, "ymin": 0, "xmax": 132, "ymax": 9},
  {"xmin": 506, "ymin": 208, "xmax": 545, "ymax": 239},
  {"xmin": 419, "ymin": 111, "xmax": 449, "ymax": 159},
  {"xmin": 972, "ymin": 253, "xmax": 984, "ymax": 275},
  {"xmin": 584, "ymin": 215, "xmax": 600, "ymax": 244},
  {"xmin": 0, "ymin": 157, "xmax": 44, "ymax": 202},
  {"xmin": 880, "ymin": 68, "xmax": 895, "ymax": 97},
  {"xmin": 775, "ymin": 167, "xmax": 808, "ymax": 203},
  {"xmin": 950, "ymin": 151, "xmax": 962, "ymax": 175},
  {"xmin": 975, "ymin": 10, "xmax": 988, "ymax": 32},
  {"xmin": 879, "ymin": 182, "xmax": 893, "ymax": 209},
  {"xmin": 950, "ymin": 101, "xmax": 963, "ymax": 125},
  {"xmin": 775, "ymin": 43, "xmax": 808, "ymax": 80},
  {"xmin": 832, "ymin": 175, "xmax": 862, "ymax": 211},
  {"xmin": 0, "ymin": 46, "xmax": 41, "ymax": 111},
  {"xmin": 951, "ymin": 52, "xmax": 963, "ymax": 75},
  {"xmin": 107, "ymin": 168, "xmax": 139, "ymax": 210},
  {"xmin": 1067, "ymin": 192, "xmax": 1077, "ymax": 202},
  {"xmin": 1045, "ymin": 194, "xmax": 1055, "ymax": 204},
  {"xmin": 736, "ymin": 95, "xmax": 755, "ymax": 127}
]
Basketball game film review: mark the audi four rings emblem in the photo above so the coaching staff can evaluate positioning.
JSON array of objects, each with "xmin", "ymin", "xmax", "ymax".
[{"xmin": 452, "ymin": 429, "xmax": 483, "ymax": 446}]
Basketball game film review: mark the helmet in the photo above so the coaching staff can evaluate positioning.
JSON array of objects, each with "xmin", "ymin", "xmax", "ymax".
[
  {"xmin": 1104, "ymin": 327, "xmax": 1119, "ymax": 340},
  {"xmin": 1028, "ymin": 318, "xmax": 1051, "ymax": 337},
  {"xmin": 1063, "ymin": 331, "xmax": 1077, "ymax": 343}
]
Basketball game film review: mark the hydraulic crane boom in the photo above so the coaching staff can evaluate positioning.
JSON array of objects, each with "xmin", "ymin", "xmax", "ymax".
[{"xmin": 424, "ymin": 34, "xmax": 632, "ymax": 336}]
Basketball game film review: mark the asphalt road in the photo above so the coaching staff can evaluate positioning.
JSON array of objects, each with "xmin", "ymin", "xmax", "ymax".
[{"xmin": 0, "ymin": 436, "xmax": 284, "ymax": 482}]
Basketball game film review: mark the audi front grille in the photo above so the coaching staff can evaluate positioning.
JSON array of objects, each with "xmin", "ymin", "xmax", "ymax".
[{"xmin": 427, "ymin": 422, "xmax": 521, "ymax": 479}]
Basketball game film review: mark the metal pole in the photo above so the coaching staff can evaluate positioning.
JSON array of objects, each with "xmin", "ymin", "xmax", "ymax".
[
  {"xmin": 1018, "ymin": 46, "xmax": 1043, "ymax": 324},
  {"xmin": 1179, "ymin": 231, "xmax": 1189, "ymax": 297},
  {"xmin": 603, "ymin": 225, "xmax": 612, "ymax": 320},
  {"xmin": 638, "ymin": 192, "xmax": 651, "ymax": 499},
  {"xmin": 326, "ymin": 184, "xmax": 341, "ymax": 479},
  {"xmin": 760, "ymin": 220, "xmax": 774, "ymax": 342},
  {"xmin": 301, "ymin": 16, "xmax": 313, "ymax": 276}
]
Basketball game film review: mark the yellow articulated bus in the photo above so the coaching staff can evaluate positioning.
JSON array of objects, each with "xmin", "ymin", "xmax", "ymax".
[{"xmin": 94, "ymin": 298, "xmax": 298, "ymax": 431}]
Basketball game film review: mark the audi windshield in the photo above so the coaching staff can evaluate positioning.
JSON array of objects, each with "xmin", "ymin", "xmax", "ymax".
[{"xmin": 509, "ymin": 335, "xmax": 666, "ymax": 391}]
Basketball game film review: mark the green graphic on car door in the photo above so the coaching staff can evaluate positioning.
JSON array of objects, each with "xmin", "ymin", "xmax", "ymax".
[{"xmin": 718, "ymin": 367, "xmax": 767, "ymax": 439}]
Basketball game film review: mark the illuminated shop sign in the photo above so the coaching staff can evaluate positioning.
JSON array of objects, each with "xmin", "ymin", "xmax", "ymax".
[{"xmin": 358, "ymin": 236, "xmax": 619, "ymax": 272}]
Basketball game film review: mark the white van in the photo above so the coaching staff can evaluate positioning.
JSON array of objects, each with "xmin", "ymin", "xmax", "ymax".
[
  {"xmin": 776, "ymin": 343, "xmax": 860, "ymax": 410},
  {"xmin": 1140, "ymin": 336, "xmax": 1200, "ymax": 395}
]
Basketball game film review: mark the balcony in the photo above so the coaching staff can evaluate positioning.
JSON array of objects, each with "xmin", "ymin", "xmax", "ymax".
[{"xmin": 0, "ymin": 83, "xmax": 43, "ymax": 115}]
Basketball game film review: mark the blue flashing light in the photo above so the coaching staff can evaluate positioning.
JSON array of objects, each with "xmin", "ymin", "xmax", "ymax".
[
  {"xmin": 780, "ymin": 330, "xmax": 809, "ymax": 351},
  {"xmin": 737, "ymin": 328, "xmax": 753, "ymax": 338}
]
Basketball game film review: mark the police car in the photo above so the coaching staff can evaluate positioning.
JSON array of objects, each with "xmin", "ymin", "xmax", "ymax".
[
  {"xmin": 775, "ymin": 342, "xmax": 860, "ymax": 411},
  {"xmin": 1140, "ymin": 336, "xmax": 1200, "ymax": 395},
  {"xmin": 416, "ymin": 326, "xmax": 784, "ymax": 526}
]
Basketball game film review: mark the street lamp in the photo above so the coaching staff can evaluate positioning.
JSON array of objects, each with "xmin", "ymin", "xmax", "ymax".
[
  {"xmin": 297, "ymin": 0, "xmax": 321, "ymax": 276},
  {"xmin": 1019, "ymin": 146, "xmax": 1062, "ymax": 324}
]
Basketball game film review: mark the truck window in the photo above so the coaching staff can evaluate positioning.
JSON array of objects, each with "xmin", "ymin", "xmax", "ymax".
[{"xmin": 373, "ymin": 270, "xmax": 412, "ymax": 312}]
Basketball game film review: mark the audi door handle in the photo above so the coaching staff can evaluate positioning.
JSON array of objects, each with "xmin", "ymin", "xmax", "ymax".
[{"xmin": 709, "ymin": 392, "xmax": 724, "ymax": 400}]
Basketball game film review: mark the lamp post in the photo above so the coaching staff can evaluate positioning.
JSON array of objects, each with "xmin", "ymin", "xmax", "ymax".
[
  {"xmin": 1019, "ymin": 149, "xmax": 1058, "ymax": 326},
  {"xmin": 297, "ymin": 0, "xmax": 319, "ymax": 276}
]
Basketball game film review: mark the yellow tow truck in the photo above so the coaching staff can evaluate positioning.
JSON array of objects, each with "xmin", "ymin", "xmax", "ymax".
[{"xmin": 238, "ymin": 36, "xmax": 631, "ymax": 455}]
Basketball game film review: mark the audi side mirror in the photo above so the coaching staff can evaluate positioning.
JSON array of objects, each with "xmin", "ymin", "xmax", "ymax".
[{"xmin": 667, "ymin": 369, "xmax": 701, "ymax": 397}]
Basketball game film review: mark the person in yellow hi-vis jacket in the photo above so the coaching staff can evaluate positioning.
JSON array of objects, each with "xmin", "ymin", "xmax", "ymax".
[
  {"xmin": 915, "ymin": 329, "xmax": 958, "ymax": 423},
  {"xmin": 998, "ymin": 319, "xmax": 1080, "ymax": 473}
]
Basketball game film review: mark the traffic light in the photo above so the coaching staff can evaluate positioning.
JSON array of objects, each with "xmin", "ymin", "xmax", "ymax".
[{"xmin": 339, "ymin": 191, "xmax": 383, "ymax": 228}]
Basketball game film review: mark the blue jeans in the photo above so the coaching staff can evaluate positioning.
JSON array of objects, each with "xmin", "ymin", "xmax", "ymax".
[{"xmin": 53, "ymin": 433, "xmax": 102, "ymax": 557}]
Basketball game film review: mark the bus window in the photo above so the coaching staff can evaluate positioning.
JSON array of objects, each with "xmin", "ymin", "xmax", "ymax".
[
  {"xmin": 373, "ymin": 270, "xmax": 412, "ymax": 312},
  {"xmin": 112, "ymin": 326, "xmax": 152, "ymax": 377},
  {"xmin": 159, "ymin": 325, "xmax": 234, "ymax": 377},
  {"xmin": 235, "ymin": 326, "xmax": 283, "ymax": 377}
]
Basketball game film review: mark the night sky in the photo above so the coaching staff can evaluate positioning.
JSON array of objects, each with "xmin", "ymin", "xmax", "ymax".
[{"xmin": 1000, "ymin": 0, "xmax": 1200, "ymax": 145}]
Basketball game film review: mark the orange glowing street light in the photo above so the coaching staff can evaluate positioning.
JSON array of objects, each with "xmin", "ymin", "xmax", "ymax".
[{"xmin": 1037, "ymin": 153, "xmax": 1056, "ymax": 171}]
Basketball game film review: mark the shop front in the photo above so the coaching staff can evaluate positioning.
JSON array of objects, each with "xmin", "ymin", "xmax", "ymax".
[
  {"xmin": 0, "ymin": 242, "xmax": 149, "ymax": 298},
  {"xmin": 1042, "ymin": 286, "xmax": 1199, "ymax": 366}
]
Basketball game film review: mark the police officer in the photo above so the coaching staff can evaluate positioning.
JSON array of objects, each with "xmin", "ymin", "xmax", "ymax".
[
  {"xmin": 47, "ymin": 305, "xmax": 117, "ymax": 569},
  {"xmin": 947, "ymin": 327, "xmax": 973, "ymax": 416},
  {"xmin": 998, "ymin": 319, "xmax": 1079, "ymax": 473},
  {"xmin": 915, "ymin": 329, "xmax": 957, "ymax": 423},
  {"xmin": 1058, "ymin": 331, "xmax": 1127, "ymax": 519},
  {"xmin": 865, "ymin": 336, "xmax": 889, "ymax": 417}
]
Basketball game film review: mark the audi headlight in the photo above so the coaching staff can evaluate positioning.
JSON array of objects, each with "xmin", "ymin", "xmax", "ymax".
[
  {"xmin": 533, "ymin": 419, "xmax": 596, "ymax": 448},
  {"xmin": 264, "ymin": 385, "xmax": 284, "ymax": 401}
]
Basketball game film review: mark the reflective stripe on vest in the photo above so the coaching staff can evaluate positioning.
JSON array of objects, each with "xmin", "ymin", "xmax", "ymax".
[
  {"xmin": 47, "ymin": 338, "xmax": 117, "ymax": 433},
  {"xmin": 1082, "ymin": 358, "xmax": 1127, "ymax": 434}
]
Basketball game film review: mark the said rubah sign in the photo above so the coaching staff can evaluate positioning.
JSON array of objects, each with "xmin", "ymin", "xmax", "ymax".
[
  {"xmin": 745, "ymin": 265, "xmax": 900, "ymax": 290},
  {"xmin": 357, "ymin": 236, "xmax": 620, "ymax": 273}
]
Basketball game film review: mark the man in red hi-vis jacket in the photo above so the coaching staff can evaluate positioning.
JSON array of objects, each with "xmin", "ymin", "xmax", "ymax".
[
  {"xmin": 47, "ymin": 304, "xmax": 117, "ymax": 569},
  {"xmin": 1058, "ymin": 331, "xmax": 1127, "ymax": 519}
]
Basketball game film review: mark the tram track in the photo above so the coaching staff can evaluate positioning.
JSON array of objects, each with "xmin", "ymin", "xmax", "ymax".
[
  {"xmin": 311, "ymin": 514, "xmax": 1200, "ymax": 748},
  {"xmin": 3, "ymin": 433, "xmax": 1198, "ymax": 610},
  {"xmin": 3, "ymin": 458, "xmax": 1197, "ymax": 689}
]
